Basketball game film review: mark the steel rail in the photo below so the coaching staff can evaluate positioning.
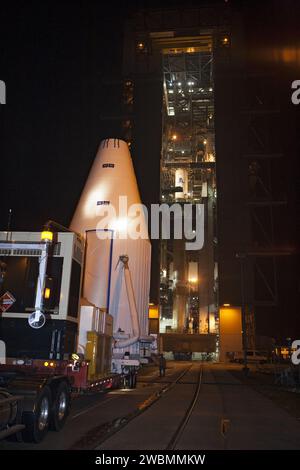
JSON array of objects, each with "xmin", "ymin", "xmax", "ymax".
[{"xmin": 166, "ymin": 363, "xmax": 203, "ymax": 450}]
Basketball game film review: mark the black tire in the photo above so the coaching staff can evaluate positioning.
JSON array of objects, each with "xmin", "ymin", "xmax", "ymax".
[
  {"xmin": 132, "ymin": 373, "xmax": 137, "ymax": 388},
  {"xmin": 123, "ymin": 374, "xmax": 133, "ymax": 389},
  {"xmin": 50, "ymin": 381, "xmax": 70, "ymax": 432},
  {"xmin": 126, "ymin": 375, "xmax": 132, "ymax": 389},
  {"xmin": 122, "ymin": 376, "xmax": 127, "ymax": 389},
  {"xmin": 22, "ymin": 386, "xmax": 52, "ymax": 443},
  {"xmin": 127, "ymin": 372, "xmax": 137, "ymax": 389},
  {"xmin": 129, "ymin": 374, "xmax": 135, "ymax": 389}
]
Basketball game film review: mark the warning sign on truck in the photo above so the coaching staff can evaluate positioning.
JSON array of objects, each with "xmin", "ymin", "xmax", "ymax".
[{"xmin": 0, "ymin": 291, "xmax": 16, "ymax": 313}]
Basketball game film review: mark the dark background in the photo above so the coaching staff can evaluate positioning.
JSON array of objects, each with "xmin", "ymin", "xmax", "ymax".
[
  {"xmin": 0, "ymin": 0, "xmax": 299, "ymax": 341},
  {"xmin": 0, "ymin": 1, "xmax": 124, "ymax": 230}
]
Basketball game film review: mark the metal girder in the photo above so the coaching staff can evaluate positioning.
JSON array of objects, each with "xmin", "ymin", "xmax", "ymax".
[
  {"xmin": 162, "ymin": 49, "xmax": 214, "ymax": 168},
  {"xmin": 254, "ymin": 257, "xmax": 278, "ymax": 306},
  {"xmin": 241, "ymin": 76, "xmax": 287, "ymax": 308},
  {"xmin": 163, "ymin": 52, "xmax": 213, "ymax": 85}
]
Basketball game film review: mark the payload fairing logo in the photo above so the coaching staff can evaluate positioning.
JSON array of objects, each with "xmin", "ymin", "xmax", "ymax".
[{"xmin": 0, "ymin": 80, "xmax": 6, "ymax": 104}]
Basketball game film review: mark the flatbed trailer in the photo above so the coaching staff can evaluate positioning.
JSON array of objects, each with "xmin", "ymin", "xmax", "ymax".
[
  {"xmin": 0, "ymin": 228, "xmax": 141, "ymax": 442},
  {"xmin": 0, "ymin": 358, "xmax": 125, "ymax": 442}
]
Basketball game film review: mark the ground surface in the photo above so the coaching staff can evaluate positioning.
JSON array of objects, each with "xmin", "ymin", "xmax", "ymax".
[{"xmin": 1, "ymin": 362, "xmax": 300, "ymax": 450}]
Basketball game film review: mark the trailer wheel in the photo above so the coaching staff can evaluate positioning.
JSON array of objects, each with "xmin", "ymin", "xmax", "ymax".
[
  {"xmin": 127, "ymin": 372, "xmax": 137, "ymax": 389},
  {"xmin": 22, "ymin": 386, "xmax": 52, "ymax": 443},
  {"xmin": 50, "ymin": 381, "xmax": 70, "ymax": 432},
  {"xmin": 131, "ymin": 372, "xmax": 137, "ymax": 388},
  {"xmin": 127, "ymin": 375, "xmax": 133, "ymax": 389}
]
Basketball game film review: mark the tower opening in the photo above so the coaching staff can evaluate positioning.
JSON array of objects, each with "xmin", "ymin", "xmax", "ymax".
[{"xmin": 159, "ymin": 37, "xmax": 218, "ymax": 354}]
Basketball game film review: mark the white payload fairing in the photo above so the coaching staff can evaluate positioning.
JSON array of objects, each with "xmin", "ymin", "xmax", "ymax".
[{"xmin": 70, "ymin": 138, "xmax": 152, "ymax": 368}]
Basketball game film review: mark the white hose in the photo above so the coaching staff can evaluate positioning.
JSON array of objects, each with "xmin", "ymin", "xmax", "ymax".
[
  {"xmin": 114, "ymin": 255, "xmax": 140, "ymax": 349},
  {"xmin": 140, "ymin": 335, "xmax": 155, "ymax": 342}
]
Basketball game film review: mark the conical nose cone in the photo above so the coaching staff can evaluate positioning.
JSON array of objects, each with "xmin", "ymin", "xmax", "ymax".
[{"xmin": 70, "ymin": 138, "xmax": 143, "ymax": 235}]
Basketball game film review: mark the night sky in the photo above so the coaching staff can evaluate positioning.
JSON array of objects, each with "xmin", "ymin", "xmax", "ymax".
[
  {"xmin": 1, "ymin": 0, "xmax": 299, "ymax": 230},
  {"xmin": 0, "ymin": 1, "xmax": 299, "ymax": 341},
  {"xmin": 0, "ymin": 2, "xmax": 125, "ymax": 231},
  {"xmin": 0, "ymin": 0, "xmax": 175, "ymax": 230}
]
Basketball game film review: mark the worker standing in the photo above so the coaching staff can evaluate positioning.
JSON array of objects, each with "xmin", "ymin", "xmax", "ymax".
[{"xmin": 159, "ymin": 354, "xmax": 166, "ymax": 377}]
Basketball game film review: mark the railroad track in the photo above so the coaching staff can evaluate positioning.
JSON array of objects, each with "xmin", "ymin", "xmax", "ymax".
[
  {"xmin": 70, "ymin": 363, "xmax": 191, "ymax": 421},
  {"xmin": 95, "ymin": 362, "xmax": 204, "ymax": 450},
  {"xmin": 166, "ymin": 363, "xmax": 203, "ymax": 450},
  {"xmin": 69, "ymin": 363, "xmax": 195, "ymax": 449}
]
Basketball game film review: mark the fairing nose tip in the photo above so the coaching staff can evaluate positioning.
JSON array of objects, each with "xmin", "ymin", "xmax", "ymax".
[{"xmin": 99, "ymin": 138, "xmax": 129, "ymax": 151}]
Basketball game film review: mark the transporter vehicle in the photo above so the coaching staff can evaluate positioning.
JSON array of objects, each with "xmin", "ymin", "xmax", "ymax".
[
  {"xmin": 233, "ymin": 350, "xmax": 268, "ymax": 364},
  {"xmin": 0, "ymin": 138, "xmax": 152, "ymax": 442}
]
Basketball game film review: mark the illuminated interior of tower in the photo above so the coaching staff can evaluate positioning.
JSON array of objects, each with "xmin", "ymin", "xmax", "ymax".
[{"xmin": 159, "ymin": 36, "xmax": 218, "ymax": 337}]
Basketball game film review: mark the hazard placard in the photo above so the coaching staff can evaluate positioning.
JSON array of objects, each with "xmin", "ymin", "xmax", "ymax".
[{"xmin": 0, "ymin": 291, "xmax": 16, "ymax": 313}]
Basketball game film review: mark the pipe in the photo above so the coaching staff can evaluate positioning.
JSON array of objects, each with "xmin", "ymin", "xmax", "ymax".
[
  {"xmin": 113, "ymin": 333, "xmax": 130, "ymax": 339},
  {"xmin": 113, "ymin": 255, "xmax": 140, "ymax": 349},
  {"xmin": 140, "ymin": 335, "xmax": 155, "ymax": 342},
  {"xmin": 31, "ymin": 239, "xmax": 51, "ymax": 325}
]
